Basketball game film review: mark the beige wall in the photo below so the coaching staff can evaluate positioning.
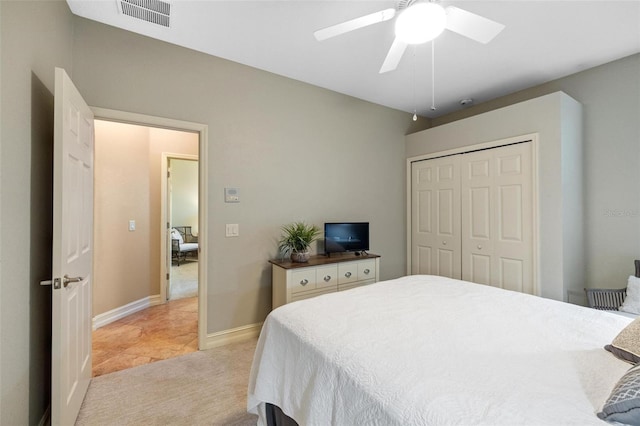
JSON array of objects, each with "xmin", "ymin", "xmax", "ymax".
[
  {"xmin": 428, "ymin": 54, "xmax": 640, "ymax": 290},
  {"xmin": 94, "ymin": 121, "xmax": 197, "ymax": 316},
  {"xmin": 71, "ymin": 16, "xmax": 425, "ymax": 334},
  {"xmin": 0, "ymin": 1, "xmax": 75, "ymax": 423},
  {"xmin": 170, "ymin": 159, "xmax": 198, "ymax": 231},
  {"xmin": 94, "ymin": 121, "xmax": 152, "ymax": 314}
]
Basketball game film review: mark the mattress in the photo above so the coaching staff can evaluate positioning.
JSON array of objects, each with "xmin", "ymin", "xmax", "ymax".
[{"xmin": 248, "ymin": 275, "xmax": 632, "ymax": 425}]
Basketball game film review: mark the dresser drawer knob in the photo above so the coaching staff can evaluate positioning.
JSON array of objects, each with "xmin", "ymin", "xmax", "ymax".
[
  {"xmin": 344, "ymin": 272, "xmax": 352, "ymax": 278},
  {"xmin": 300, "ymin": 279, "xmax": 309, "ymax": 286},
  {"xmin": 363, "ymin": 268, "xmax": 370, "ymax": 275},
  {"xmin": 323, "ymin": 275, "xmax": 331, "ymax": 282}
]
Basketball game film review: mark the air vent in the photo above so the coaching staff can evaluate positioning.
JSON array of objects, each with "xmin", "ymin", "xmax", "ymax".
[{"xmin": 118, "ymin": 0, "xmax": 171, "ymax": 28}]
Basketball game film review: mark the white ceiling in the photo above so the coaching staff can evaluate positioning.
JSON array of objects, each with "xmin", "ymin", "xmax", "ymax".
[{"xmin": 67, "ymin": 0, "xmax": 640, "ymax": 118}]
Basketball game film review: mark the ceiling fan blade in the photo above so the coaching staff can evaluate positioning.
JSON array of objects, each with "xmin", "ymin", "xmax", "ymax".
[
  {"xmin": 445, "ymin": 6, "xmax": 505, "ymax": 44},
  {"xmin": 314, "ymin": 8, "xmax": 396, "ymax": 41},
  {"xmin": 379, "ymin": 38, "xmax": 408, "ymax": 74}
]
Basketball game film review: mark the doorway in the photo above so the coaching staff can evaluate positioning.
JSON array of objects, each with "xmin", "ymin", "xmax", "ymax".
[
  {"xmin": 166, "ymin": 156, "xmax": 199, "ymax": 301},
  {"xmin": 90, "ymin": 109, "xmax": 208, "ymax": 375}
]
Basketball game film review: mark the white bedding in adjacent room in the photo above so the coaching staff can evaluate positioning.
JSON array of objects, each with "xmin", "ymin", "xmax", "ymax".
[{"xmin": 248, "ymin": 275, "xmax": 632, "ymax": 425}]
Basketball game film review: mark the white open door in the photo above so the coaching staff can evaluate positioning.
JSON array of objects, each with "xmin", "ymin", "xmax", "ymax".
[{"xmin": 51, "ymin": 67, "xmax": 94, "ymax": 425}]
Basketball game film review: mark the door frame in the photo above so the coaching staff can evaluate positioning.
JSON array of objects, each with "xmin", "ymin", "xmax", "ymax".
[
  {"xmin": 162, "ymin": 152, "xmax": 198, "ymax": 301},
  {"xmin": 406, "ymin": 133, "xmax": 540, "ymax": 294},
  {"xmin": 91, "ymin": 107, "xmax": 208, "ymax": 349}
]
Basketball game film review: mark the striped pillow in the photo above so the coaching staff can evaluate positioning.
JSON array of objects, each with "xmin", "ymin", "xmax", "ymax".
[{"xmin": 598, "ymin": 363, "xmax": 640, "ymax": 423}]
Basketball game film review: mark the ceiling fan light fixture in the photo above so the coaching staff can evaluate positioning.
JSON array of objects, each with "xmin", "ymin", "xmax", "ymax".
[{"xmin": 395, "ymin": 2, "xmax": 446, "ymax": 45}]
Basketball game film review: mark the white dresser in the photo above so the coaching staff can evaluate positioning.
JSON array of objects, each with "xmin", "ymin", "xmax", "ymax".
[{"xmin": 270, "ymin": 253, "xmax": 380, "ymax": 309}]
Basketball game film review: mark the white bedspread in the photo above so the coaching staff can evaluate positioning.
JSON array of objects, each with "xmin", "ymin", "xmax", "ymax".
[{"xmin": 248, "ymin": 275, "xmax": 632, "ymax": 425}]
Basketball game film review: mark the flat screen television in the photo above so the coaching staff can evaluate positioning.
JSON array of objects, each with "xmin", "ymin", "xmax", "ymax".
[{"xmin": 324, "ymin": 222, "xmax": 369, "ymax": 255}]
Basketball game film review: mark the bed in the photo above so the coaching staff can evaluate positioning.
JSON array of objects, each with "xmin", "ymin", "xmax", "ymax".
[{"xmin": 247, "ymin": 274, "xmax": 640, "ymax": 425}]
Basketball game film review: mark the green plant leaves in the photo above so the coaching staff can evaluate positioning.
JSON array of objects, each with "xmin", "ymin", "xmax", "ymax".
[{"xmin": 278, "ymin": 221, "xmax": 321, "ymax": 255}]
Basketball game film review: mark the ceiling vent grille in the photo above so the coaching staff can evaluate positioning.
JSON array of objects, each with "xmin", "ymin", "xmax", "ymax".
[{"xmin": 118, "ymin": 0, "xmax": 171, "ymax": 27}]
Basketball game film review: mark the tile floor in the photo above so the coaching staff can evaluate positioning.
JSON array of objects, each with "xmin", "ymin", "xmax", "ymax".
[{"xmin": 92, "ymin": 296, "xmax": 198, "ymax": 377}]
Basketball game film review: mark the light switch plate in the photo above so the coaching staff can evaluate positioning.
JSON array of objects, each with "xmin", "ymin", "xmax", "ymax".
[
  {"xmin": 225, "ymin": 224, "xmax": 239, "ymax": 237},
  {"xmin": 129, "ymin": 220, "xmax": 136, "ymax": 231}
]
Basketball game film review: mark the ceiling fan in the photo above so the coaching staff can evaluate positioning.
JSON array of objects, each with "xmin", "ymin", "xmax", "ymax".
[{"xmin": 314, "ymin": 0, "xmax": 505, "ymax": 74}]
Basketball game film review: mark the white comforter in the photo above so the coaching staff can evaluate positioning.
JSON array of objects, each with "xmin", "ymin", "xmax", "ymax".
[{"xmin": 248, "ymin": 275, "xmax": 632, "ymax": 425}]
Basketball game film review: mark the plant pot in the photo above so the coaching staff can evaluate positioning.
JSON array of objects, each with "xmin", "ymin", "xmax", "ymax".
[{"xmin": 290, "ymin": 251, "xmax": 310, "ymax": 263}]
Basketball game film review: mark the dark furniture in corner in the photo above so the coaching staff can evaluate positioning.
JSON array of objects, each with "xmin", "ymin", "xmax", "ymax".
[
  {"xmin": 584, "ymin": 259, "xmax": 640, "ymax": 310},
  {"xmin": 171, "ymin": 226, "xmax": 198, "ymax": 266}
]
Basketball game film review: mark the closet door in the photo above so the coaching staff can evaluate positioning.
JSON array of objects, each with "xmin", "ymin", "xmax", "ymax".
[
  {"xmin": 461, "ymin": 142, "xmax": 533, "ymax": 293},
  {"xmin": 411, "ymin": 155, "xmax": 461, "ymax": 279}
]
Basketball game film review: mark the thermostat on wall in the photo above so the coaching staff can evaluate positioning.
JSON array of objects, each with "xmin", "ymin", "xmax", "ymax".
[{"xmin": 225, "ymin": 187, "xmax": 240, "ymax": 203}]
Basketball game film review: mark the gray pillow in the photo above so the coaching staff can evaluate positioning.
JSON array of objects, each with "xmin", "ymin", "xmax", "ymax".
[
  {"xmin": 606, "ymin": 317, "xmax": 640, "ymax": 364},
  {"xmin": 606, "ymin": 344, "xmax": 640, "ymax": 364},
  {"xmin": 598, "ymin": 363, "xmax": 640, "ymax": 424}
]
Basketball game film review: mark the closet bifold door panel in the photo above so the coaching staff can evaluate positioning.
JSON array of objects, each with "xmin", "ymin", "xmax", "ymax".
[
  {"xmin": 411, "ymin": 141, "xmax": 533, "ymax": 294},
  {"xmin": 460, "ymin": 142, "xmax": 533, "ymax": 294},
  {"xmin": 411, "ymin": 155, "xmax": 461, "ymax": 279}
]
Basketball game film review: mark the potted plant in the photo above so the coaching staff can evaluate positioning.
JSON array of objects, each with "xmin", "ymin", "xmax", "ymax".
[{"xmin": 278, "ymin": 221, "xmax": 321, "ymax": 263}]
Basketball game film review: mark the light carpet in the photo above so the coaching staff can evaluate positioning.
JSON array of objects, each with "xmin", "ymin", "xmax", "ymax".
[
  {"xmin": 170, "ymin": 259, "xmax": 198, "ymax": 300},
  {"xmin": 76, "ymin": 337, "xmax": 259, "ymax": 425}
]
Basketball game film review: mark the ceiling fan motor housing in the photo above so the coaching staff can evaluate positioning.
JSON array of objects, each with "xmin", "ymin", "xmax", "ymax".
[{"xmin": 395, "ymin": 2, "xmax": 447, "ymax": 44}]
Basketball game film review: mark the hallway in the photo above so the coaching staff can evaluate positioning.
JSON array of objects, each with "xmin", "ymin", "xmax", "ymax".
[{"xmin": 92, "ymin": 296, "xmax": 198, "ymax": 377}]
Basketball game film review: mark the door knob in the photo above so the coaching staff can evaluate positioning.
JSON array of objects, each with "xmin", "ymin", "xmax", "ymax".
[
  {"xmin": 442, "ymin": 241, "xmax": 447, "ymax": 245},
  {"xmin": 63, "ymin": 274, "xmax": 83, "ymax": 288},
  {"xmin": 477, "ymin": 245, "xmax": 482, "ymax": 250}
]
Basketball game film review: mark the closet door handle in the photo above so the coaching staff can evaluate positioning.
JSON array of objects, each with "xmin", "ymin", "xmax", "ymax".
[
  {"xmin": 477, "ymin": 245, "xmax": 482, "ymax": 250},
  {"xmin": 442, "ymin": 241, "xmax": 447, "ymax": 245}
]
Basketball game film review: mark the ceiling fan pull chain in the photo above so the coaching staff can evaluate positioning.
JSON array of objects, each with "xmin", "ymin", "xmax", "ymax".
[{"xmin": 430, "ymin": 39, "xmax": 437, "ymax": 111}]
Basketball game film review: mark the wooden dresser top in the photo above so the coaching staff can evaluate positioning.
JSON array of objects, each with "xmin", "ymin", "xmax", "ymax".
[{"xmin": 269, "ymin": 253, "xmax": 380, "ymax": 270}]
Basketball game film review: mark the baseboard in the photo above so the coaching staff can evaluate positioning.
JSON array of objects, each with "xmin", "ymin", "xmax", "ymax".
[
  {"xmin": 201, "ymin": 322, "xmax": 263, "ymax": 350},
  {"xmin": 93, "ymin": 295, "xmax": 163, "ymax": 330},
  {"xmin": 38, "ymin": 404, "xmax": 50, "ymax": 426}
]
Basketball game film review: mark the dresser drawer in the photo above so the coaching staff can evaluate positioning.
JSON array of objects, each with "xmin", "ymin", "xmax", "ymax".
[
  {"xmin": 315, "ymin": 265, "xmax": 338, "ymax": 290},
  {"xmin": 291, "ymin": 287, "xmax": 337, "ymax": 302},
  {"xmin": 358, "ymin": 259, "xmax": 376, "ymax": 281},
  {"xmin": 291, "ymin": 269, "xmax": 316, "ymax": 294},
  {"xmin": 338, "ymin": 262, "xmax": 358, "ymax": 285}
]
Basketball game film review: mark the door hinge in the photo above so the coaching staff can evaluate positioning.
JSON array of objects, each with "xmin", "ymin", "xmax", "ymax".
[
  {"xmin": 166, "ymin": 273, "xmax": 170, "ymax": 280},
  {"xmin": 167, "ymin": 222, "xmax": 170, "ymax": 229}
]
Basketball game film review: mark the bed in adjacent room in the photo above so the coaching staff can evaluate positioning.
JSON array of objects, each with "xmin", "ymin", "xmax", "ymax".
[{"xmin": 248, "ymin": 274, "xmax": 640, "ymax": 425}]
